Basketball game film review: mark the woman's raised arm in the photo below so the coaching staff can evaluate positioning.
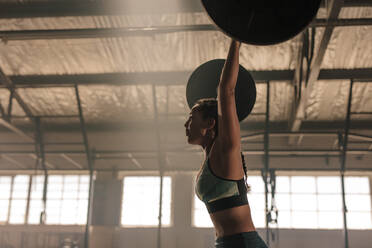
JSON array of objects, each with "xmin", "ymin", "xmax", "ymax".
[{"xmin": 217, "ymin": 40, "xmax": 241, "ymax": 151}]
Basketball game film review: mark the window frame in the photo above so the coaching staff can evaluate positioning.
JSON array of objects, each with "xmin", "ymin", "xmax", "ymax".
[
  {"xmin": 0, "ymin": 171, "xmax": 90, "ymax": 226},
  {"xmin": 119, "ymin": 171, "xmax": 174, "ymax": 228},
  {"xmin": 191, "ymin": 170, "xmax": 372, "ymax": 230}
]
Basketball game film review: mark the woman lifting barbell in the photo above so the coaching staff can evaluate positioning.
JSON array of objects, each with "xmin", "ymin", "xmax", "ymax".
[
  {"xmin": 184, "ymin": 39, "xmax": 267, "ymax": 248},
  {"xmin": 184, "ymin": 1, "xmax": 322, "ymax": 246}
]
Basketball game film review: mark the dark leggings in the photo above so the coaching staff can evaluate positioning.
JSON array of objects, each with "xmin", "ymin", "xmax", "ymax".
[{"xmin": 215, "ymin": 231, "xmax": 268, "ymax": 248}]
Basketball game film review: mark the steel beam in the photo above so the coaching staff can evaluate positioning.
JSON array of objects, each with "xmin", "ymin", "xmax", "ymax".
[
  {"xmin": 0, "ymin": 68, "xmax": 58, "ymax": 170},
  {"xmin": 2, "ymin": 69, "xmax": 371, "ymax": 88},
  {"xmin": 0, "ymin": 0, "xmax": 370, "ymax": 18},
  {"xmin": 1, "ymin": 148, "xmax": 372, "ymax": 156},
  {"xmin": 340, "ymin": 79, "xmax": 354, "ymax": 248},
  {"xmin": 0, "ymin": 68, "xmax": 34, "ymax": 117},
  {"xmin": 74, "ymin": 85, "xmax": 94, "ymax": 248},
  {"xmin": 127, "ymin": 153, "xmax": 143, "ymax": 169},
  {"xmin": 1, "ymin": 166, "xmax": 372, "ymax": 172},
  {"xmin": 0, "ymin": 102, "xmax": 6, "ymax": 119},
  {"xmin": 289, "ymin": 0, "xmax": 343, "ymax": 135},
  {"xmin": 152, "ymin": 85, "xmax": 165, "ymax": 248},
  {"xmin": 34, "ymin": 117, "xmax": 49, "ymax": 224},
  {"xmin": 29, "ymin": 154, "xmax": 56, "ymax": 169},
  {"xmin": 0, "ymin": 118, "xmax": 34, "ymax": 142},
  {"xmin": 1, "ymin": 154, "xmax": 27, "ymax": 169},
  {"xmin": 1, "ymin": 18, "xmax": 372, "ymax": 41},
  {"xmin": 263, "ymin": 81, "xmax": 271, "ymax": 244},
  {"xmin": 0, "ymin": 0, "xmax": 203, "ymax": 18},
  {"xmin": 60, "ymin": 154, "xmax": 84, "ymax": 169}
]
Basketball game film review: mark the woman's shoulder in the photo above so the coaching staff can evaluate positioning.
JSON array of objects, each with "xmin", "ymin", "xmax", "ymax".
[{"xmin": 209, "ymin": 139, "xmax": 244, "ymax": 180}]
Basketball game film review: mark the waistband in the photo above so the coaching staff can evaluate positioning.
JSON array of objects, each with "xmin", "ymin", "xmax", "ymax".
[{"xmin": 215, "ymin": 231, "xmax": 258, "ymax": 243}]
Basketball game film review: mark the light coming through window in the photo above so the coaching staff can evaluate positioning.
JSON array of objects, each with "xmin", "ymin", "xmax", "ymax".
[
  {"xmin": 192, "ymin": 174, "xmax": 372, "ymax": 230},
  {"xmin": 121, "ymin": 176, "xmax": 171, "ymax": 227}
]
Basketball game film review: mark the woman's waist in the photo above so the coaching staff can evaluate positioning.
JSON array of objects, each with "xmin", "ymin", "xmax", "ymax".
[{"xmin": 210, "ymin": 204, "xmax": 255, "ymax": 237}]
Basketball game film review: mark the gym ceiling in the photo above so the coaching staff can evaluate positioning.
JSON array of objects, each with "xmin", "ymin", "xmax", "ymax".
[{"xmin": 0, "ymin": 0, "xmax": 371, "ymax": 172}]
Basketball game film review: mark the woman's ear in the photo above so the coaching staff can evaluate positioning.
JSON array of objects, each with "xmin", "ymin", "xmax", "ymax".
[{"xmin": 206, "ymin": 118, "xmax": 216, "ymax": 130}]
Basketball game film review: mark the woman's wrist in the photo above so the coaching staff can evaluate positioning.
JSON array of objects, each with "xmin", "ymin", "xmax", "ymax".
[{"xmin": 232, "ymin": 39, "xmax": 241, "ymax": 49}]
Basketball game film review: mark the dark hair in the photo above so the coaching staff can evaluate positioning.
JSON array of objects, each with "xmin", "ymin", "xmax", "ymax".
[
  {"xmin": 194, "ymin": 98, "xmax": 218, "ymax": 135},
  {"xmin": 194, "ymin": 98, "xmax": 249, "ymax": 190}
]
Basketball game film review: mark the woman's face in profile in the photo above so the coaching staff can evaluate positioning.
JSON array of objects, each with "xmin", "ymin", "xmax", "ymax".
[{"xmin": 184, "ymin": 107, "xmax": 206, "ymax": 145}]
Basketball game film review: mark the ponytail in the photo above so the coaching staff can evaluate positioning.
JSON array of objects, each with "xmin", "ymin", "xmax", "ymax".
[{"xmin": 241, "ymin": 152, "xmax": 251, "ymax": 192}]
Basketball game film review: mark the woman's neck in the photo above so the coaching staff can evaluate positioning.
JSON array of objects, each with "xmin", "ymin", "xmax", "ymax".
[{"xmin": 202, "ymin": 138, "xmax": 215, "ymax": 157}]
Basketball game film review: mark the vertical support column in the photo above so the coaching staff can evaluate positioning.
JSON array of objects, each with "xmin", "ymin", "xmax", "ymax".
[
  {"xmin": 7, "ymin": 90, "xmax": 14, "ymax": 120},
  {"xmin": 340, "ymin": 79, "xmax": 353, "ymax": 248},
  {"xmin": 6, "ymin": 176, "xmax": 15, "ymax": 223},
  {"xmin": 152, "ymin": 85, "xmax": 164, "ymax": 248},
  {"xmin": 263, "ymin": 81, "xmax": 270, "ymax": 245},
  {"xmin": 35, "ymin": 117, "xmax": 48, "ymax": 224},
  {"xmin": 24, "ymin": 176, "xmax": 33, "ymax": 224},
  {"xmin": 74, "ymin": 85, "xmax": 94, "ymax": 248},
  {"xmin": 90, "ymin": 171, "xmax": 122, "ymax": 248}
]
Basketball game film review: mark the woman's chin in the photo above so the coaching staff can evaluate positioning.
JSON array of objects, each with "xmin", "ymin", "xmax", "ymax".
[{"xmin": 186, "ymin": 136, "xmax": 196, "ymax": 145}]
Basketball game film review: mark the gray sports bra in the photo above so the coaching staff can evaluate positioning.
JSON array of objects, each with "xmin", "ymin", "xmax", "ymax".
[{"xmin": 195, "ymin": 157, "xmax": 248, "ymax": 213}]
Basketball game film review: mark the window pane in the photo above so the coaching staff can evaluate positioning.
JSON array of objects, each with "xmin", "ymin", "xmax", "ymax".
[
  {"xmin": 63, "ymin": 184, "xmax": 78, "ymax": 199},
  {"xmin": 291, "ymin": 177, "xmax": 316, "ymax": 193},
  {"xmin": 276, "ymin": 177, "xmax": 290, "ymax": 193},
  {"xmin": 80, "ymin": 176, "xmax": 90, "ymax": 184},
  {"xmin": 347, "ymin": 212, "xmax": 372, "ymax": 229},
  {"xmin": 277, "ymin": 210, "xmax": 291, "ymax": 228},
  {"xmin": 30, "ymin": 176, "xmax": 44, "ymax": 199},
  {"xmin": 63, "ymin": 176, "xmax": 79, "ymax": 199},
  {"xmin": 248, "ymin": 194, "xmax": 265, "ymax": 211},
  {"xmin": 276, "ymin": 194, "xmax": 290, "ymax": 210},
  {"xmin": 0, "ymin": 199, "xmax": 9, "ymax": 222},
  {"xmin": 64, "ymin": 176, "xmax": 79, "ymax": 185},
  {"xmin": 12, "ymin": 176, "xmax": 29, "ymax": 199},
  {"xmin": 121, "ymin": 177, "xmax": 172, "ymax": 226},
  {"xmin": 318, "ymin": 212, "xmax": 343, "ymax": 229},
  {"xmin": 47, "ymin": 181, "xmax": 63, "ymax": 199},
  {"xmin": 9, "ymin": 199, "xmax": 27, "ymax": 224},
  {"xmin": 292, "ymin": 211, "xmax": 318, "ymax": 229},
  {"xmin": 77, "ymin": 200, "xmax": 88, "ymax": 224},
  {"xmin": 318, "ymin": 195, "xmax": 342, "ymax": 211},
  {"xmin": 45, "ymin": 175, "xmax": 89, "ymax": 225},
  {"xmin": 317, "ymin": 177, "xmax": 341, "ymax": 194},
  {"xmin": 193, "ymin": 196, "xmax": 213, "ymax": 227},
  {"xmin": 247, "ymin": 176, "xmax": 264, "ymax": 193},
  {"xmin": 0, "ymin": 176, "xmax": 11, "ymax": 184},
  {"xmin": 251, "ymin": 210, "xmax": 265, "ymax": 228},
  {"xmin": 60, "ymin": 200, "xmax": 78, "ymax": 224},
  {"xmin": 28, "ymin": 200, "xmax": 43, "ymax": 224},
  {"xmin": 46, "ymin": 200, "xmax": 61, "ymax": 224},
  {"xmin": 0, "ymin": 177, "xmax": 12, "ymax": 199},
  {"xmin": 78, "ymin": 183, "xmax": 89, "ymax": 199},
  {"xmin": 345, "ymin": 177, "xmax": 370, "ymax": 194},
  {"xmin": 291, "ymin": 194, "xmax": 317, "ymax": 211},
  {"xmin": 346, "ymin": 195, "xmax": 371, "ymax": 211}
]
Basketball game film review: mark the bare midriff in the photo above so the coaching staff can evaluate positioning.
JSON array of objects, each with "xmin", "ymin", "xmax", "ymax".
[{"xmin": 210, "ymin": 203, "xmax": 256, "ymax": 238}]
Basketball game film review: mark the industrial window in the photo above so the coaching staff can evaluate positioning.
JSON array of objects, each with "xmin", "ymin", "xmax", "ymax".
[
  {"xmin": 46, "ymin": 175, "xmax": 89, "ymax": 225},
  {"xmin": 28, "ymin": 175, "xmax": 45, "ymax": 224},
  {"xmin": 121, "ymin": 176, "xmax": 172, "ymax": 227},
  {"xmin": 275, "ymin": 176, "xmax": 372, "ymax": 230},
  {"xmin": 8, "ymin": 175, "xmax": 30, "ymax": 224},
  {"xmin": 0, "ymin": 176, "xmax": 12, "ymax": 223},
  {"xmin": 344, "ymin": 177, "xmax": 372, "ymax": 229},
  {"xmin": 193, "ymin": 192, "xmax": 213, "ymax": 227},
  {"xmin": 193, "ymin": 174, "xmax": 372, "ymax": 230}
]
